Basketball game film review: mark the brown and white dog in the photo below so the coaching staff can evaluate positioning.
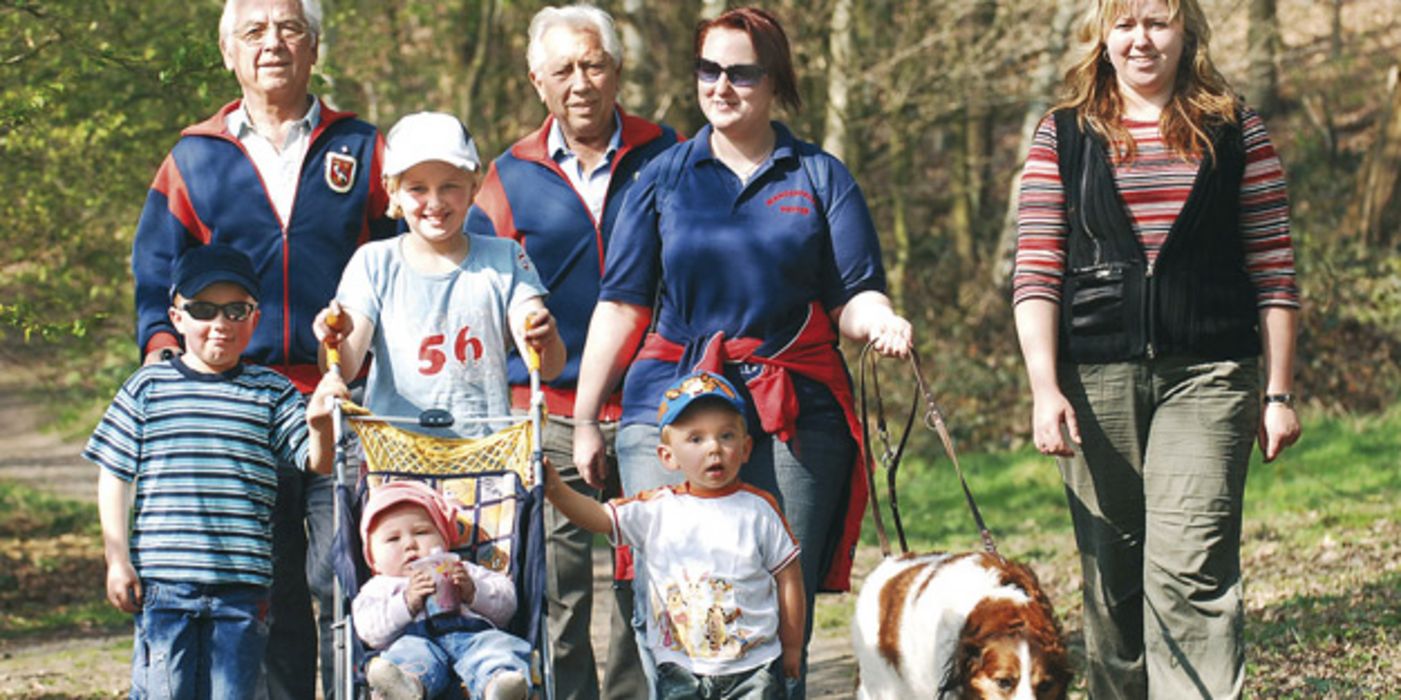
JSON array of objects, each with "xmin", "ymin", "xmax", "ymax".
[{"xmin": 852, "ymin": 551, "xmax": 1070, "ymax": 700}]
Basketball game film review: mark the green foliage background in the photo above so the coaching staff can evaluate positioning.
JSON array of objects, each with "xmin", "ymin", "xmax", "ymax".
[
  {"xmin": 2, "ymin": 0, "xmax": 1398, "ymax": 440},
  {"xmin": 1, "ymin": 0, "xmax": 231, "ymax": 400}
]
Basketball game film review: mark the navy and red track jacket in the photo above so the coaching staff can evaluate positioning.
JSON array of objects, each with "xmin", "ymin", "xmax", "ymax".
[
  {"xmin": 465, "ymin": 109, "xmax": 680, "ymax": 418},
  {"xmin": 132, "ymin": 99, "xmax": 395, "ymax": 392}
]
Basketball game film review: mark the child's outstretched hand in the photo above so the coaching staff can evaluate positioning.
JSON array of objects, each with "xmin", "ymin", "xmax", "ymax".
[
  {"xmin": 450, "ymin": 563, "xmax": 477, "ymax": 607},
  {"xmin": 540, "ymin": 455, "xmax": 563, "ymax": 497},
  {"xmin": 404, "ymin": 566, "xmax": 436, "ymax": 616},
  {"xmin": 313, "ymin": 300, "xmax": 353, "ymax": 348}
]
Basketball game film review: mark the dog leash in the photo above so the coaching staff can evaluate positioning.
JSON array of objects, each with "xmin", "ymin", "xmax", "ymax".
[{"xmin": 858, "ymin": 343, "xmax": 998, "ymax": 557}]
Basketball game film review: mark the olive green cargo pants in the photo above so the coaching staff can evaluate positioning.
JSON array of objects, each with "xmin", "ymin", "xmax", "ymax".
[{"xmin": 1057, "ymin": 357, "xmax": 1259, "ymax": 700}]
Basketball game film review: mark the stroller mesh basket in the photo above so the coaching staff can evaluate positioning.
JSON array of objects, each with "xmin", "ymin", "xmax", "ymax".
[{"xmin": 344, "ymin": 402, "xmax": 539, "ymax": 576}]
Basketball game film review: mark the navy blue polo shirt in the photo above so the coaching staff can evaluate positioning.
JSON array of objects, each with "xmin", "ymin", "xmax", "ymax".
[{"xmin": 601, "ymin": 122, "xmax": 886, "ymax": 427}]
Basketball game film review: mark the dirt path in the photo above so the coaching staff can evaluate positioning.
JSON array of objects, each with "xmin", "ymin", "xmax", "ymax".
[
  {"xmin": 0, "ymin": 371, "xmax": 93, "ymax": 504},
  {"xmin": 0, "ymin": 368, "xmax": 133, "ymax": 698},
  {"xmin": 0, "ymin": 368, "xmax": 860, "ymax": 698}
]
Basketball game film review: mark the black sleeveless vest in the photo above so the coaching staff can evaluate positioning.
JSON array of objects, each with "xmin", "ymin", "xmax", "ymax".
[{"xmin": 1053, "ymin": 108, "xmax": 1261, "ymax": 363}]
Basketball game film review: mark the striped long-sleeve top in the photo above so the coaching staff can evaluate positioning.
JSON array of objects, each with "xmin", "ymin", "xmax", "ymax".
[{"xmin": 1013, "ymin": 108, "xmax": 1299, "ymax": 308}]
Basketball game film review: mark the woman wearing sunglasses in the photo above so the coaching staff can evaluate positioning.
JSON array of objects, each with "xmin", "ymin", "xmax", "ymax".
[{"xmin": 571, "ymin": 7, "xmax": 911, "ymax": 696}]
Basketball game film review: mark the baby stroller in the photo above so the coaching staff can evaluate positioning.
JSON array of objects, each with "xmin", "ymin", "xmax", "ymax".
[{"xmin": 327, "ymin": 345, "xmax": 553, "ymax": 700}]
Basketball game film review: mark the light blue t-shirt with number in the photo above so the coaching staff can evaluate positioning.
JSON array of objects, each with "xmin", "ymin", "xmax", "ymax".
[{"xmin": 337, "ymin": 235, "xmax": 547, "ymax": 437}]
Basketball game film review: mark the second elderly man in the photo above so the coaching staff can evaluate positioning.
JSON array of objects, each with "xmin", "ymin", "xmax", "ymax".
[{"xmin": 466, "ymin": 5, "xmax": 681, "ymax": 699}]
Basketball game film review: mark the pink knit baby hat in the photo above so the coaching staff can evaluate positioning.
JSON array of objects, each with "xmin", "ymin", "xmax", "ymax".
[{"xmin": 360, "ymin": 481, "xmax": 459, "ymax": 568}]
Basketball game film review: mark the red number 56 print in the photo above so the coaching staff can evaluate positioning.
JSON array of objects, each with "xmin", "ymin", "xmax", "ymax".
[{"xmin": 418, "ymin": 326, "xmax": 485, "ymax": 375}]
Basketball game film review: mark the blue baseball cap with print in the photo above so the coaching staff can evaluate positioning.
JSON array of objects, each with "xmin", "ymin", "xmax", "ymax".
[
  {"xmin": 656, "ymin": 370, "xmax": 747, "ymax": 428},
  {"xmin": 170, "ymin": 244, "xmax": 260, "ymax": 302}
]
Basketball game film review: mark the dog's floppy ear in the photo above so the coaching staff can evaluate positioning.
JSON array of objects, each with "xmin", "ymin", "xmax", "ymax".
[
  {"xmin": 946, "ymin": 598, "xmax": 1012, "ymax": 694},
  {"xmin": 940, "ymin": 637, "xmax": 979, "ymax": 695}
]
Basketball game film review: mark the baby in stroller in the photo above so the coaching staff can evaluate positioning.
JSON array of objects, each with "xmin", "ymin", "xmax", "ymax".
[{"xmin": 355, "ymin": 480, "xmax": 532, "ymax": 700}]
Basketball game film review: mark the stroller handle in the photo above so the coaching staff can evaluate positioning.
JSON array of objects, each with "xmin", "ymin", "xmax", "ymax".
[
  {"xmin": 525, "ymin": 310, "xmax": 543, "ymax": 373},
  {"xmin": 324, "ymin": 310, "xmax": 342, "ymax": 375}
]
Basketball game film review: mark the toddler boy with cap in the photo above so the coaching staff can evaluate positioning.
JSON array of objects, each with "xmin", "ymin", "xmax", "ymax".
[
  {"xmin": 86, "ymin": 243, "xmax": 343, "ymax": 698},
  {"xmin": 543, "ymin": 370, "xmax": 806, "ymax": 699},
  {"xmin": 353, "ymin": 480, "xmax": 532, "ymax": 700}
]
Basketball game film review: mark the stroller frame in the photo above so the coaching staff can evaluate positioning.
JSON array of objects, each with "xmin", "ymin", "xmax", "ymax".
[{"xmin": 329, "ymin": 358, "xmax": 554, "ymax": 700}]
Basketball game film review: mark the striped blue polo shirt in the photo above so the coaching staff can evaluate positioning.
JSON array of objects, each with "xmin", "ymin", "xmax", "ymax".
[{"xmin": 84, "ymin": 357, "xmax": 311, "ymax": 587}]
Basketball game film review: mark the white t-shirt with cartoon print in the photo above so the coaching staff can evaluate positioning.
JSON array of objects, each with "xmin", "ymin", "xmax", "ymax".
[
  {"xmin": 607, "ymin": 481, "xmax": 800, "ymax": 676},
  {"xmin": 337, "ymin": 234, "xmax": 547, "ymax": 437}
]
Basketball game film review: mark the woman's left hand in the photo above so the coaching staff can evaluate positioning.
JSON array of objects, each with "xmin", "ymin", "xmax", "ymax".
[
  {"xmin": 835, "ymin": 291, "xmax": 914, "ymax": 359},
  {"xmin": 1258, "ymin": 403, "xmax": 1301, "ymax": 462}
]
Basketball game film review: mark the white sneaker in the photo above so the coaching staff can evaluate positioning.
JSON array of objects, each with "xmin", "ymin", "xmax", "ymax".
[
  {"xmin": 366, "ymin": 657, "xmax": 424, "ymax": 700},
  {"xmin": 483, "ymin": 670, "xmax": 529, "ymax": 700}
]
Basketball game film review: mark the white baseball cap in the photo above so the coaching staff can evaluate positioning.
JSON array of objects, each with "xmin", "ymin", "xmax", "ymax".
[{"xmin": 383, "ymin": 112, "xmax": 482, "ymax": 177}]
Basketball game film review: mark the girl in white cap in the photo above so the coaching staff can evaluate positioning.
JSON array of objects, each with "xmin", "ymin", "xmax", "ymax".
[{"xmin": 315, "ymin": 111, "xmax": 565, "ymax": 438}]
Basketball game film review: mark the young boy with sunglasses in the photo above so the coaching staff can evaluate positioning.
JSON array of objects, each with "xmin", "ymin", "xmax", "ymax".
[{"xmin": 86, "ymin": 243, "xmax": 344, "ymax": 698}]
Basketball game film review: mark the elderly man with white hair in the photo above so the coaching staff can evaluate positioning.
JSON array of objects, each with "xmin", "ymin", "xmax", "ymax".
[
  {"xmin": 466, "ymin": 4, "xmax": 681, "ymax": 699},
  {"xmin": 130, "ymin": 0, "xmax": 393, "ymax": 696}
]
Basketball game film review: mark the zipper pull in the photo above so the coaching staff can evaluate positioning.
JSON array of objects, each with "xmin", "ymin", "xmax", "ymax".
[
  {"xmin": 1146, "ymin": 342, "xmax": 1156, "ymax": 359},
  {"xmin": 1146, "ymin": 260, "xmax": 1156, "ymax": 277}
]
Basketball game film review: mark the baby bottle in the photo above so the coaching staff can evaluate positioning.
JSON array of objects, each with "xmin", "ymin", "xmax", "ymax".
[{"xmin": 411, "ymin": 547, "xmax": 462, "ymax": 619}]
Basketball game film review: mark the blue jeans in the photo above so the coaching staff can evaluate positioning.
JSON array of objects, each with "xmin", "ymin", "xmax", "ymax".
[
  {"xmin": 380, "ymin": 618, "xmax": 532, "ymax": 698},
  {"xmin": 131, "ymin": 580, "xmax": 270, "ymax": 700},
  {"xmin": 618, "ymin": 417, "xmax": 852, "ymax": 700},
  {"xmin": 656, "ymin": 662, "xmax": 780, "ymax": 700}
]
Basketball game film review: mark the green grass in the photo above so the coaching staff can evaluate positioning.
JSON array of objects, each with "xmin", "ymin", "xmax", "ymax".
[
  {"xmin": 0, "ymin": 481, "xmax": 124, "ymax": 641},
  {"xmin": 0, "ymin": 598, "xmax": 129, "ymax": 639},
  {"xmin": 1243, "ymin": 407, "xmax": 1401, "ymax": 539},
  {"xmin": 0, "ymin": 480, "xmax": 101, "ymax": 539},
  {"xmin": 877, "ymin": 405, "xmax": 1401, "ymax": 552}
]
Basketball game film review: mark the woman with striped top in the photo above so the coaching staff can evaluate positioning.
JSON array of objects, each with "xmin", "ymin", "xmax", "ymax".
[{"xmin": 1012, "ymin": 0, "xmax": 1301, "ymax": 697}]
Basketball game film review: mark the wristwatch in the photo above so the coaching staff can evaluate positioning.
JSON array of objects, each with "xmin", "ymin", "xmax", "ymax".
[
  {"xmin": 160, "ymin": 347, "xmax": 177, "ymax": 361},
  {"xmin": 1263, "ymin": 392, "xmax": 1295, "ymax": 407}
]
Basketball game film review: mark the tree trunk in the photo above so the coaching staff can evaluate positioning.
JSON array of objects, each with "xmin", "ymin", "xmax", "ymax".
[
  {"xmin": 888, "ymin": 121, "xmax": 910, "ymax": 314},
  {"xmin": 619, "ymin": 0, "xmax": 652, "ymax": 116},
  {"xmin": 1330, "ymin": 0, "xmax": 1344, "ymax": 59},
  {"xmin": 1345, "ymin": 66, "xmax": 1401, "ymax": 247},
  {"xmin": 1245, "ymin": 0, "xmax": 1280, "ymax": 116},
  {"xmin": 454, "ymin": 0, "xmax": 496, "ymax": 123},
  {"xmin": 988, "ymin": 0, "xmax": 1078, "ymax": 289},
  {"xmin": 821, "ymin": 0, "xmax": 854, "ymax": 164},
  {"xmin": 948, "ymin": 0, "xmax": 997, "ymax": 266},
  {"xmin": 700, "ymin": 0, "xmax": 725, "ymax": 20}
]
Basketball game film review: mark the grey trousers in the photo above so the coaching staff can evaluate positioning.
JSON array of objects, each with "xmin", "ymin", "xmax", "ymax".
[
  {"xmin": 539, "ymin": 415, "xmax": 648, "ymax": 700},
  {"xmin": 1057, "ymin": 357, "xmax": 1259, "ymax": 700}
]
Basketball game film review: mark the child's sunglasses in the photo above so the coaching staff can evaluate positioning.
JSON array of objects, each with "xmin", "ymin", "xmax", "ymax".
[
  {"xmin": 695, "ymin": 58, "xmax": 767, "ymax": 88},
  {"xmin": 182, "ymin": 301, "xmax": 257, "ymax": 322}
]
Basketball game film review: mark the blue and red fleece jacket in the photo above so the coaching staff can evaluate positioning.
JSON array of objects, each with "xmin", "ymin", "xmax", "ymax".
[
  {"xmin": 465, "ymin": 109, "xmax": 680, "ymax": 418},
  {"xmin": 132, "ymin": 99, "xmax": 395, "ymax": 392}
]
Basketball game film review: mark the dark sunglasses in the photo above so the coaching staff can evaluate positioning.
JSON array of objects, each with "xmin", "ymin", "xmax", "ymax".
[
  {"xmin": 695, "ymin": 58, "xmax": 767, "ymax": 88},
  {"xmin": 182, "ymin": 301, "xmax": 257, "ymax": 322}
]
